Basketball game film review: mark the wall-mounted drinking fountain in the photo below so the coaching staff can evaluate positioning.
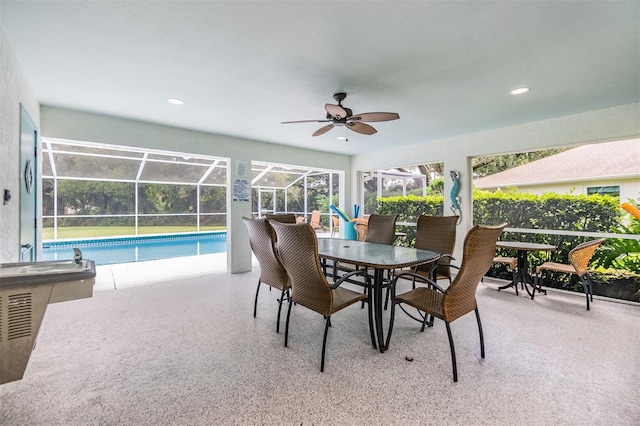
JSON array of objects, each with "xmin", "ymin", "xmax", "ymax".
[{"xmin": 0, "ymin": 252, "xmax": 96, "ymax": 385}]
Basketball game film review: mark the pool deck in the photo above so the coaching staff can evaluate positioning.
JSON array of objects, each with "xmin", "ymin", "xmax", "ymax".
[
  {"xmin": 94, "ymin": 230, "xmax": 333, "ymax": 291},
  {"xmin": 94, "ymin": 252, "xmax": 228, "ymax": 291},
  {"xmin": 4, "ymin": 240, "xmax": 639, "ymax": 425}
]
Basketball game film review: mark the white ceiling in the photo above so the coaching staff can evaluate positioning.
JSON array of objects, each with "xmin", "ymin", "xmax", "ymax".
[{"xmin": 2, "ymin": 1, "xmax": 639, "ymax": 155}]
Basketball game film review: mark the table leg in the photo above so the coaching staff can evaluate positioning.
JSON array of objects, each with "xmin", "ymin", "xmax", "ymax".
[
  {"xmin": 373, "ymin": 268, "xmax": 390, "ymax": 353},
  {"xmin": 518, "ymin": 252, "xmax": 537, "ymax": 299},
  {"xmin": 497, "ymin": 278, "xmax": 517, "ymax": 294},
  {"xmin": 497, "ymin": 251, "xmax": 523, "ymax": 295},
  {"xmin": 496, "ymin": 248, "xmax": 550, "ymax": 300},
  {"xmin": 498, "ymin": 250, "xmax": 529, "ymax": 296}
]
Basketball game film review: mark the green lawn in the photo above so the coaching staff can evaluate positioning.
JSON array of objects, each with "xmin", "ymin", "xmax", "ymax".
[{"xmin": 43, "ymin": 226, "xmax": 226, "ymax": 240}]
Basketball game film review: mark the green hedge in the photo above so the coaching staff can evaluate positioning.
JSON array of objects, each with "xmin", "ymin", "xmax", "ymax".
[
  {"xmin": 472, "ymin": 190, "xmax": 619, "ymax": 231},
  {"xmin": 375, "ymin": 190, "xmax": 624, "ymax": 285}
]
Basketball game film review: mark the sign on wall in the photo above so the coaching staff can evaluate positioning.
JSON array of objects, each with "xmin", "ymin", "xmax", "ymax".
[{"xmin": 232, "ymin": 179, "xmax": 250, "ymax": 203}]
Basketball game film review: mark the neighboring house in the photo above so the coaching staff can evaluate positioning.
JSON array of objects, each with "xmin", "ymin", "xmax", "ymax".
[{"xmin": 474, "ymin": 139, "xmax": 640, "ymax": 202}]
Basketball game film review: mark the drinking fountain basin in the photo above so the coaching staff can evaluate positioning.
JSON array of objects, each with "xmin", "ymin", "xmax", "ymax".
[{"xmin": 0, "ymin": 258, "xmax": 96, "ymax": 384}]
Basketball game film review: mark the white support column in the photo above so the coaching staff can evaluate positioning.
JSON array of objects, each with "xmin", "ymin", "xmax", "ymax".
[
  {"xmin": 443, "ymin": 155, "xmax": 473, "ymax": 263},
  {"xmin": 227, "ymin": 158, "xmax": 252, "ymax": 273}
]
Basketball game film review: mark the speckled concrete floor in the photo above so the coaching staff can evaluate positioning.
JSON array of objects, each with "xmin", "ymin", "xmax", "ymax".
[{"xmin": 1, "ymin": 255, "xmax": 638, "ymax": 425}]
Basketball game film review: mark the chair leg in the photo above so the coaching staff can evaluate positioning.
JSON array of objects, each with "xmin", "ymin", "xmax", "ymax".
[
  {"xmin": 284, "ymin": 297, "xmax": 293, "ymax": 347},
  {"xmin": 445, "ymin": 322, "xmax": 458, "ymax": 382},
  {"xmin": 475, "ymin": 308, "xmax": 485, "ymax": 359},
  {"xmin": 420, "ymin": 310, "xmax": 430, "ymax": 332},
  {"xmin": 253, "ymin": 279, "xmax": 261, "ymax": 318},
  {"xmin": 580, "ymin": 276, "xmax": 590, "ymax": 310},
  {"xmin": 427, "ymin": 314, "xmax": 435, "ymax": 328},
  {"xmin": 276, "ymin": 288, "xmax": 288, "ymax": 334},
  {"xmin": 531, "ymin": 274, "xmax": 538, "ymax": 300},
  {"xmin": 321, "ymin": 317, "xmax": 331, "ymax": 372}
]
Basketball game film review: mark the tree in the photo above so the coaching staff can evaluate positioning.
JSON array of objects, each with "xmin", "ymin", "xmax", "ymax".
[{"xmin": 472, "ymin": 149, "xmax": 568, "ymax": 178}]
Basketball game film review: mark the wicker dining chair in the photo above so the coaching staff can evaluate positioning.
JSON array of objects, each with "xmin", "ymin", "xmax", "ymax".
[
  {"xmin": 265, "ymin": 213, "xmax": 297, "ymax": 224},
  {"xmin": 533, "ymin": 238, "xmax": 606, "ymax": 310},
  {"xmin": 392, "ymin": 215, "xmax": 457, "ymax": 311},
  {"xmin": 331, "ymin": 215, "xmax": 340, "ymax": 238},
  {"xmin": 334, "ymin": 214, "xmax": 398, "ymax": 304},
  {"xmin": 242, "ymin": 217, "xmax": 291, "ymax": 333},
  {"xmin": 413, "ymin": 215, "xmax": 459, "ymax": 283},
  {"xmin": 388, "ymin": 223, "xmax": 507, "ymax": 382},
  {"xmin": 270, "ymin": 221, "xmax": 375, "ymax": 372},
  {"xmin": 309, "ymin": 210, "xmax": 326, "ymax": 231},
  {"xmin": 360, "ymin": 214, "xmax": 398, "ymax": 244}
]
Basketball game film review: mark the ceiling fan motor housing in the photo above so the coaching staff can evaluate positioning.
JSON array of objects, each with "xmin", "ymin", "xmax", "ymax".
[{"xmin": 333, "ymin": 92, "xmax": 347, "ymax": 103}]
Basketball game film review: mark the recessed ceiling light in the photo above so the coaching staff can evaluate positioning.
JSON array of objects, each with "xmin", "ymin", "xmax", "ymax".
[
  {"xmin": 510, "ymin": 87, "xmax": 530, "ymax": 95},
  {"xmin": 168, "ymin": 98, "xmax": 184, "ymax": 105}
]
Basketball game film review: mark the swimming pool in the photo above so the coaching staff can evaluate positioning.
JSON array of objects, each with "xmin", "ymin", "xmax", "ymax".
[{"xmin": 42, "ymin": 232, "xmax": 227, "ymax": 266}]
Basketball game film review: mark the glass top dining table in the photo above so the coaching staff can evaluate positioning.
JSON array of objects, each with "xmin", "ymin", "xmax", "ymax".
[{"xmin": 317, "ymin": 238, "xmax": 440, "ymax": 352}]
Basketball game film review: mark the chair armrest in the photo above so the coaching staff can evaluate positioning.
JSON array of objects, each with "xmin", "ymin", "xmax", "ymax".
[
  {"xmin": 392, "ymin": 271, "xmax": 447, "ymax": 293},
  {"xmin": 332, "ymin": 269, "xmax": 370, "ymax": 289},
  {"xmin": 427, "ymin": 253, "xmax": 457, "ymax": 279}
]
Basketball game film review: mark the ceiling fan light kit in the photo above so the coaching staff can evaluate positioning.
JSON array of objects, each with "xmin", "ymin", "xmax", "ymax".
[{"xmin": 282, "ymin": 92, "xmax": 399, "ymax": 137}]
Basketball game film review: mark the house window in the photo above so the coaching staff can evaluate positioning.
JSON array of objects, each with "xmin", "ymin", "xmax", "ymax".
[{"xmin": 587, "ymin": 185, "xmax": 620, "ymax": 197}]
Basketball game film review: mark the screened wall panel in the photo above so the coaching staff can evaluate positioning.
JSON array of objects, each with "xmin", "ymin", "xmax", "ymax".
[
  {"xmin": 42, "ymin": 138, "xmax": 229, "ymax": 239},
  {"xmin": 137, "ymin": 184, "xmax": 197, "ymax": 214},
  {"xmin": 200, "ymin": 187, "xmax": 227, "ymax": 213},
  {"xmin": 203, "ymin": 166, "xmax": 227, "ymax": 185},
  {"xmin": 139, "ymin": 162, "xmax": 211, "ymax": 183},
  {"xmin": 51, "ymin": 153, "xmax": 141, "ymax": 180}
]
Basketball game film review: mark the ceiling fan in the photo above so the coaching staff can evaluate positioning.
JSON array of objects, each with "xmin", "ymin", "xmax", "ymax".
[{"xmin": 281, "ymin": 92, "xmax": 399, "ymax": 137}]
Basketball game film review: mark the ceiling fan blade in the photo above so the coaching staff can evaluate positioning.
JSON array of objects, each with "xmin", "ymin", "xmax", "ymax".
[
  {"xmin": 347, "ymin": 122, "xmax": 377, "ymax": 135},
  {"xmin": 281, "ymin": 119, "xmax": 331, "ymax": 124},
  {"xmin": 325, "ymin": 103, "xmax": 348, "ymax": 119},
  {"xmin": 312, "ymin": 124, "xmax": 334, "ymax": 136},
  {"xmin": 349, "ymin": 112, "xmax": 400, "ymax": 122}
]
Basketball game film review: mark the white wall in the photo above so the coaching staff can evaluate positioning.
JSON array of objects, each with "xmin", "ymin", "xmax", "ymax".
[
  {"xmin": 351, "ymin": 103, "xmax": 640, "ymax": 260},
  {"xmin": 0, "ymin": 25, "xmax": 40, "ymax": 263},
  {"xmin": 40, "ymin": 107, "xmax": 351, "ymax": 273},
  {"xmin": 480, "ymin": 178, "xmax": 640, "ymax": 203}
]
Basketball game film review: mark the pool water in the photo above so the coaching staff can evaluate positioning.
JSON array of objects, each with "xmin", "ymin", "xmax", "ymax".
[{"xmin": 42, "ymin": 232, "xmax": 227, "ymax": 266}]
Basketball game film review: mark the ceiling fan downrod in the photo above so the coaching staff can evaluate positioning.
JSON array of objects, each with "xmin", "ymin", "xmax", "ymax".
[{"xmin": 333, "ymin": 92, "xmax": 347, "ymax": 105}]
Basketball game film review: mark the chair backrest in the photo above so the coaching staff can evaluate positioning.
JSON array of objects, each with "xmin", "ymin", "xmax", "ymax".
[
  {"xmin": 270, "ymin": 222, "xmax": 332, "ymax": 315},
  {"xmin": 331, "ymin": 216, "xmax": 339, "ymax": 228},
  {"xmin": 265, "ymin": 213, "xmax": 297, "ymax": 224},
  {"xmin": 414, "ymin": 215, "xmax": 459, "ymax": 276},
  {"xmin": 364, "ymin": 214, "xmax": 398, "ymax": 245},
  {"xmin": 443, "ymin": 223, "xmax": 507, "ymax": 322},
  {"xmin": 242, "ymin": 217, "xmax": 290, "ymax": 290},
  {"xmin": 352, "ymin": 218, "xmax": 368, "ymax": 241},
  {"xmin": 569, "ymin": 238, "xmax": 607, "ymax": 277},
  {"xmin": 310, "ymin": 210, "xmax": 322, "ymax": 228}
]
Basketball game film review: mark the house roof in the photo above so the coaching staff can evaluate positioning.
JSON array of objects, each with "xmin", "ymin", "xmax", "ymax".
[{"xmin": 474, "ymin": 139, "xmax": 640, "ymax": 188}]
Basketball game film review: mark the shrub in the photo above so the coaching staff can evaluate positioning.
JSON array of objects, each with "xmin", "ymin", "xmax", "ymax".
[
  {"xmin": 375, "ymin": 190, "xmax": 640, "ymax": 300},
  {"xmin": 376, "ymin": 190, "xmax": 620, "ymax": 262}
]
